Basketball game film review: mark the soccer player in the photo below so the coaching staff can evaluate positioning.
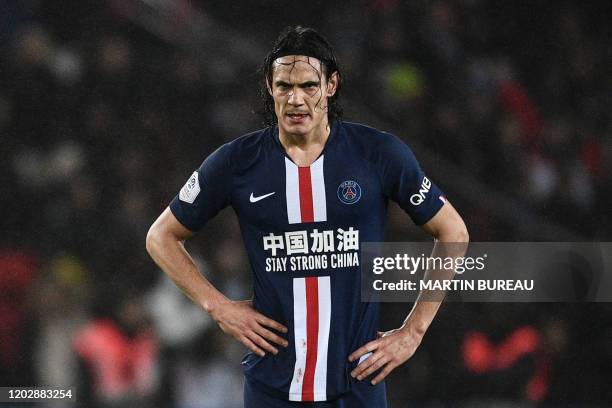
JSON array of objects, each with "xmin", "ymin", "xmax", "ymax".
[{"xmin": 146, "ymin": 26, "xmax": 468, "ymax": 407}]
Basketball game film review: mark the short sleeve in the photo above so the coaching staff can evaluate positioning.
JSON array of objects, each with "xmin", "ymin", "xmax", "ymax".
[
  {"xmin": 378, "ymin": 134, "xmax": 445, "ymax": 225},
  {"xmin": 169, "ymin": 143, "xmax": 233, "ymax": 231}
]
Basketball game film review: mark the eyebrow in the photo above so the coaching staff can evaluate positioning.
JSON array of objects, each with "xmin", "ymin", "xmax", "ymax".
[{"xmin": 274, "ymin": 80, "xmax": 321, "ymax": 88}]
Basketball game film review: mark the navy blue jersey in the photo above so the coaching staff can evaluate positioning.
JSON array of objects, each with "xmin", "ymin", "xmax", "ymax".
[{"xmin": 170, "ymin": 121, "xmax": 445, "ymax": 402}]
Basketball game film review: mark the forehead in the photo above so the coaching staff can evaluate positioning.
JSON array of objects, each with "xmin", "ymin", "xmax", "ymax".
[{"xmin": 271, "ymin": 55, "xmax": 324, "ymax": 81}]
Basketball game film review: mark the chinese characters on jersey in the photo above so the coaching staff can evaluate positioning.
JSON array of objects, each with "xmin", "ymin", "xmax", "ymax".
[{"xmin": 263, "ymin": 228, "xmax": 360, "ymax": 272}]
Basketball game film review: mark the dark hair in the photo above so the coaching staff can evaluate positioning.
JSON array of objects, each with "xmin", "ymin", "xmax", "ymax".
[{"xmin": 259, "ymin": 26, "xmax": 343, "ymax": 126}]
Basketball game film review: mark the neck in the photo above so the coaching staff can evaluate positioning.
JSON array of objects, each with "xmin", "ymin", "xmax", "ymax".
[{"xmin": 279, "ymin": 116, "xmax": 331, "ymax": 149}]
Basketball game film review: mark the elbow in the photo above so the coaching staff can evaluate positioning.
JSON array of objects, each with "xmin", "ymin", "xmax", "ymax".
[
  {"xmin": 438, "ymin": 219, "xmax": 469, "ymax": 243},
  {"xmin": 455, "ymin": 223, "xmax": 469, "ymax": 243},
  {"xmin": 146, "ymin": 223, "xmax": 162, "ymax": 257}
]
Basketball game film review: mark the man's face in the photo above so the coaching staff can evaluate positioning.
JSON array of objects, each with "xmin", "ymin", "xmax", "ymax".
[{"xmin": 268, "ymin": 55, "xmax": 338, "ymax": 136}]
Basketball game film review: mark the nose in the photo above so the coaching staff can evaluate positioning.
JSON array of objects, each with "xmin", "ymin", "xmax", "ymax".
[{"xmin": 287, "ymin": 87, "xmax": 305, "ymax": 106}]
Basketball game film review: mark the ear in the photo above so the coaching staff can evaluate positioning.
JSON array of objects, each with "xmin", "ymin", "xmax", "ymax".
[
  {"xmin": 266, "ymin": 78, "xmax": 273, "ymax": 96},
  {"xmin": 326, "ymin": 71, "xmax": 339, "ymax": 97}
]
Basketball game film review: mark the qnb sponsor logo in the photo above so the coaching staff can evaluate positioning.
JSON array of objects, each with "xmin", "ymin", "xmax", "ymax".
[{"xmin": 410, "ymin": 176, "xmax": 431, "ymax": 206}]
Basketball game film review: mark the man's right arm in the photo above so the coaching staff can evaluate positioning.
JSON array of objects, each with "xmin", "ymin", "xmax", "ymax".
[
  {"xmin": 146, "ymin": 207, "xmax": 225, "ymax": 312},
  {"xmin": 146, "ymin": 207, "xmax": 288, "ymax": 356}
]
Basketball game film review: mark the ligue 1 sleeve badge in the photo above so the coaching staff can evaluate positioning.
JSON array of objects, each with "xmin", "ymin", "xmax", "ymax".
[
  {"xmin": 179, "ymin": 171, "xmax": 200, "ymax": 204},
  {"xmin": 337, "ymin": 180, "xmax": 362, "ymax": 204}
]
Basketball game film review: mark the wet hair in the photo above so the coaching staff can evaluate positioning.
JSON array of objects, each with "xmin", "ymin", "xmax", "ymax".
[{"xmin": 259, "ymin": 26, "xmax": 343, "ymax": 126}]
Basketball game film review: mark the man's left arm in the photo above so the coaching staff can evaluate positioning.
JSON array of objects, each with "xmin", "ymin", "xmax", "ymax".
[{"xmin": 348, "ymin": 200, "xmax": 468, "ymax": 385}]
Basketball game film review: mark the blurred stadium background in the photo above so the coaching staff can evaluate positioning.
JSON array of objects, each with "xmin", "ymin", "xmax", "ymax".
[{"xmin": 1, "ymin": 0, "xmax": 611, "ymax": 407}]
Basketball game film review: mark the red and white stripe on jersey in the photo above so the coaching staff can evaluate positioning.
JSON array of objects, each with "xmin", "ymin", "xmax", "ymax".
[
  {"xmin": 285, "ymin": 156, "xmax": 327, "ymax": 224},
  {"xmin": 289, "ymin": 276, "xmax": 331, "ymax": 402}
]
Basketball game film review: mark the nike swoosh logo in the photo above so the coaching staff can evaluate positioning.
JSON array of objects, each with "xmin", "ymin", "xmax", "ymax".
[{"xmin": 250, "ymin": 192, "xmax": 275, "ymax": 203}]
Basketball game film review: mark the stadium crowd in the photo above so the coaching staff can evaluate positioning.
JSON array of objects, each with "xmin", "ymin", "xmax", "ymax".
[{"xmin": 1, "ymin": 1, "xmax": 611, "ymax": 407}]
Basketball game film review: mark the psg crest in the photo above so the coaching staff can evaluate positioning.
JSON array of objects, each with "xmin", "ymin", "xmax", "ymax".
[{"xmin": 337, "ymin": 180, "xmax": 361, "ymax": 205}]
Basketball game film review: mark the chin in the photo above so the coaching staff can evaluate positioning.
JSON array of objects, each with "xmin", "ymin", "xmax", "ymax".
[{"xmin": 282, "ymin": 122, "xmax": 310, "ymax": 135}]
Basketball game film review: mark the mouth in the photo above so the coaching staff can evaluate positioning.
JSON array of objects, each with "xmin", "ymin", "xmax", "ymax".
[{"xmin": 286, "ymin": 112, "xmax": 309, "ymax": 124}]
